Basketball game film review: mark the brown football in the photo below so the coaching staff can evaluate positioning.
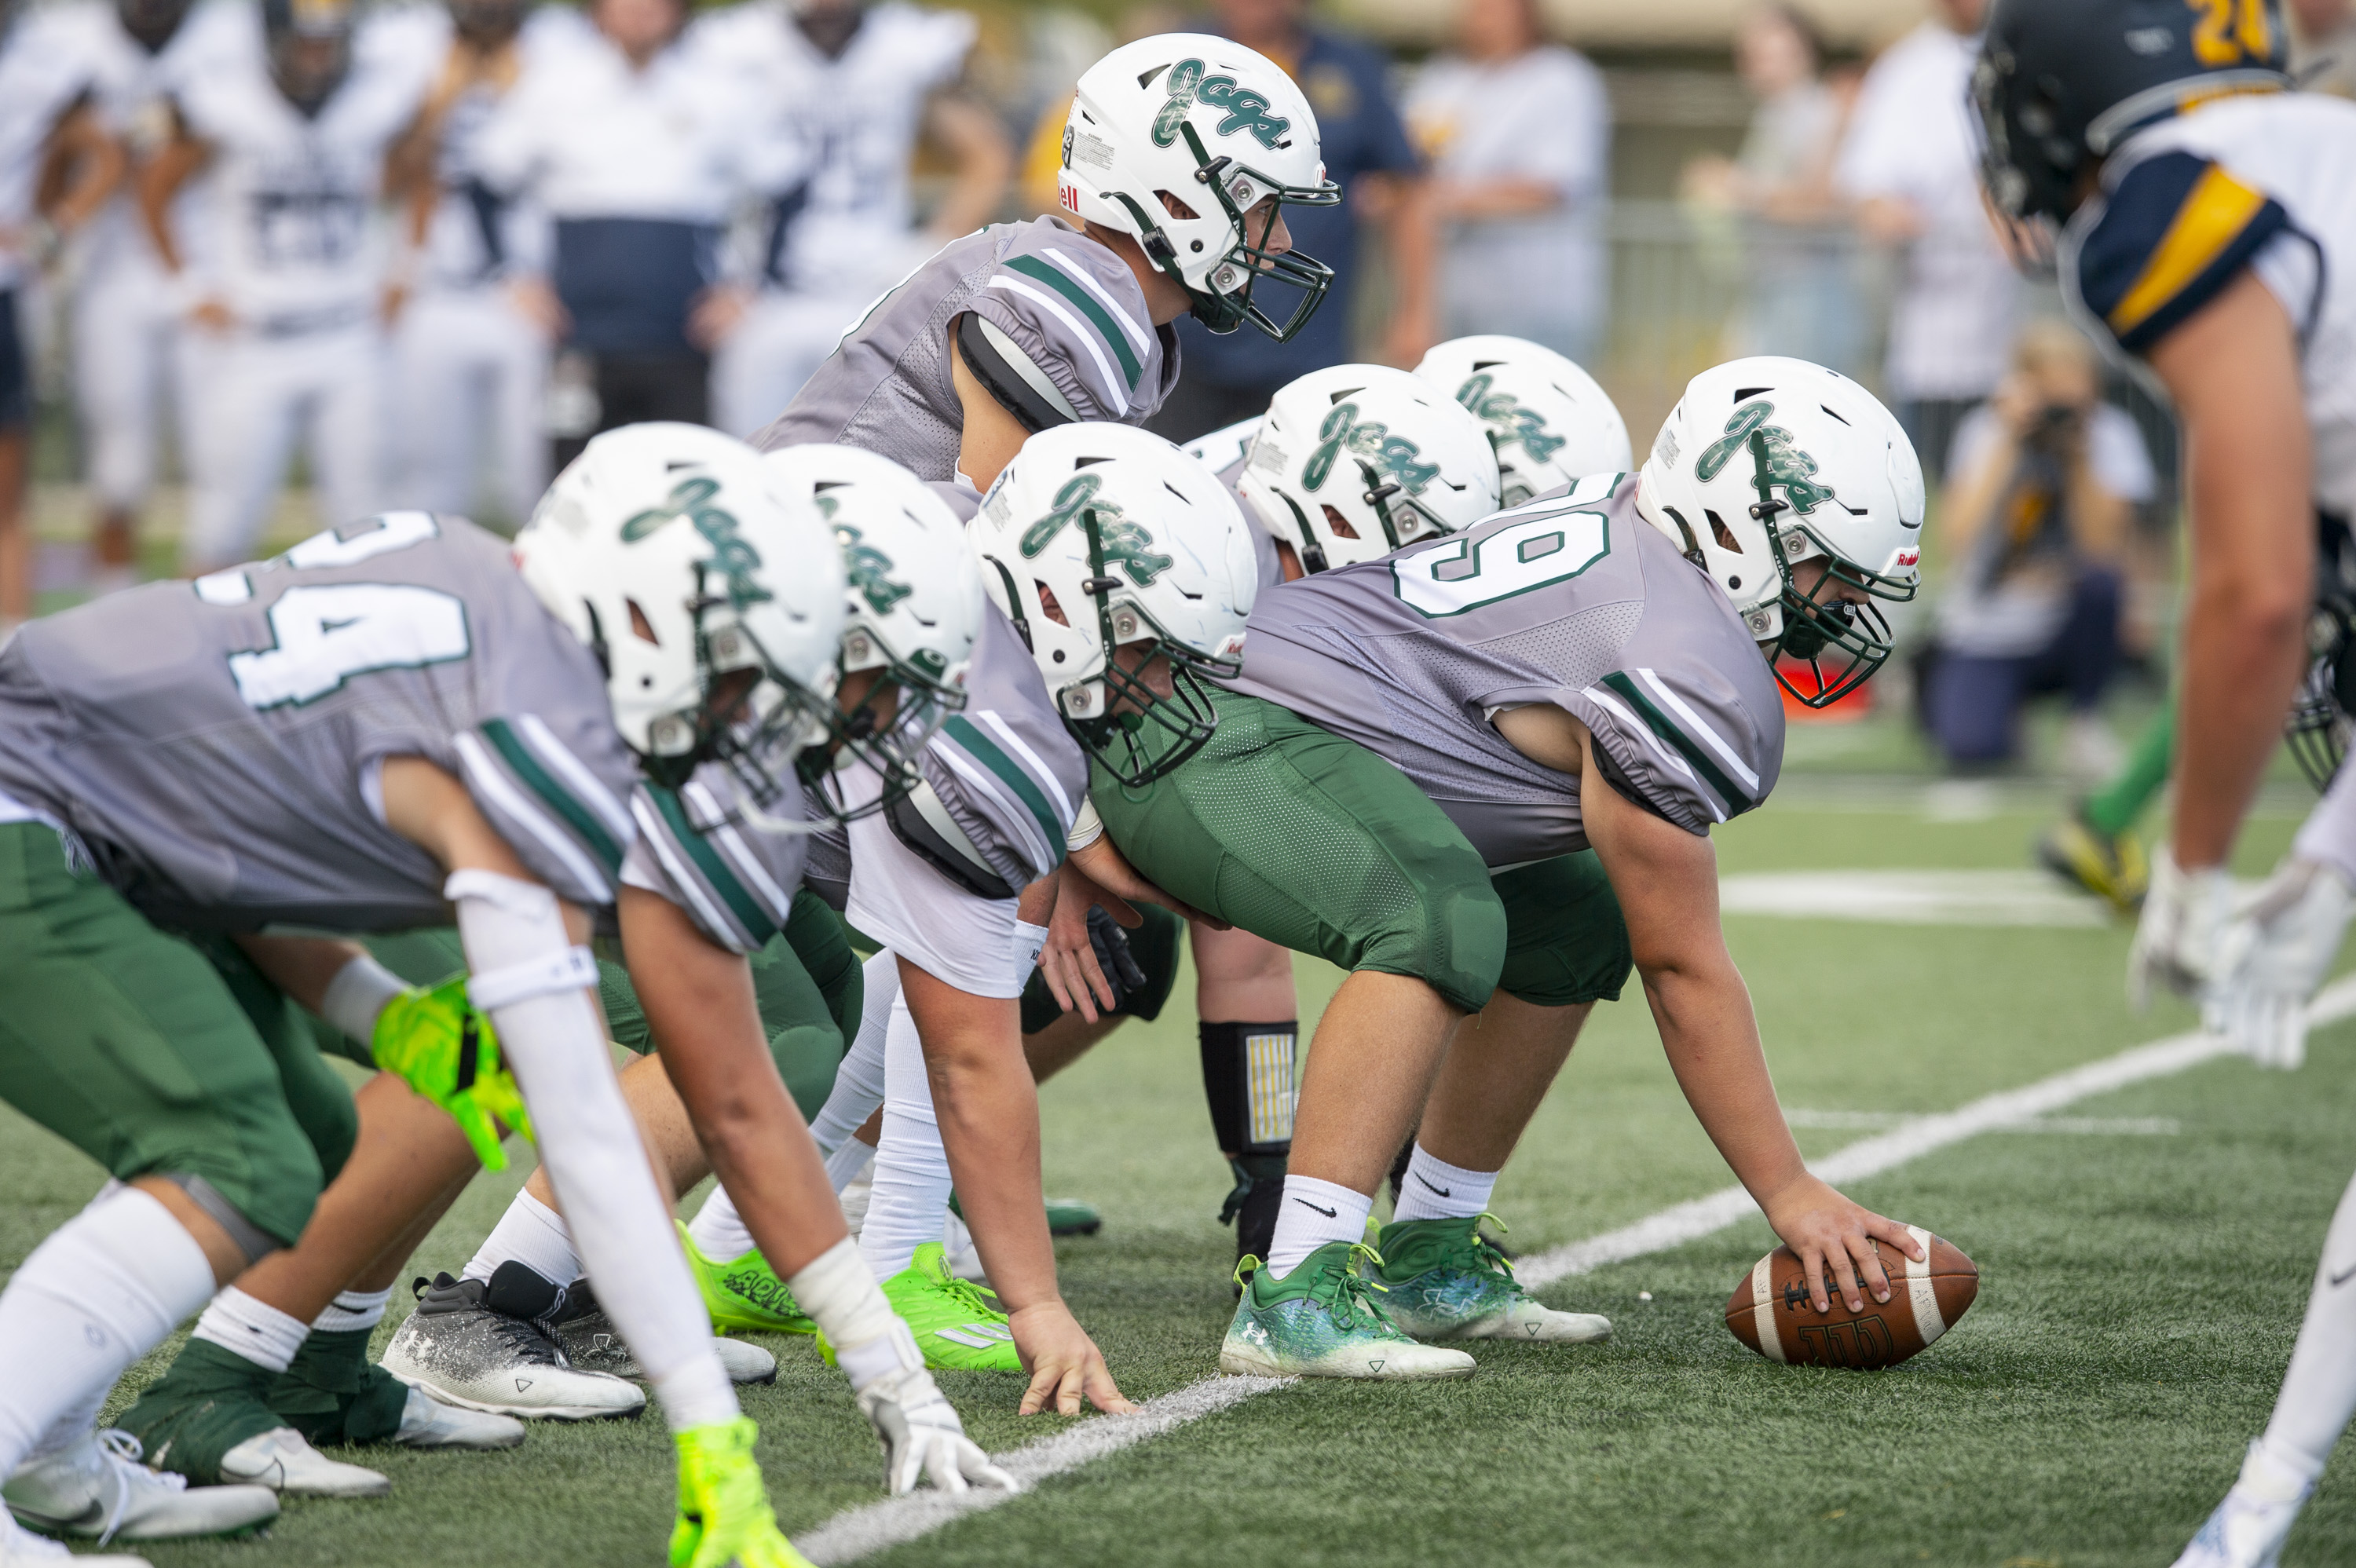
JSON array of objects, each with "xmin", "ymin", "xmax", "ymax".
[{"xmin": 1724, "ymin": 1228, "xmax": 1977, "ymax": 1369}]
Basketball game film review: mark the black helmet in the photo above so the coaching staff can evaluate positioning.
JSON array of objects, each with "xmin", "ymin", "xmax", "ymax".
[
  {"xmin": 2288, "ymin": 514, "xmax": 2356, "ymax": 791},
  {"xmin": 1975, "ymin": 0, "xmax": 2288, "ymax": 225},
  {"xmin": 264, "ymin": 0, "xmax": 354, "ymax": 115},
  {"xmin": 116, "ymin": 0, "xmax": 192, "ymax": 53},
  {"xmin": 448, "ymin": 0, "xmax": 528, "ymax": 48}
]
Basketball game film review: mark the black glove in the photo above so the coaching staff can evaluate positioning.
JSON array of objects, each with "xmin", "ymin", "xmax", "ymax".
[{"xmin": 1085, "ymin": 904, "xmax": 1149, "ymax": 1012}]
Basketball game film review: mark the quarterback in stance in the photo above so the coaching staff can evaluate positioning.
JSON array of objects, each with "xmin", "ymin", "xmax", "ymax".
[
  {"xmin": 1978, "ymin": 3, "xmax": 2356, "ymax": 1561},
  {"xmin": 1082, "ymin": 356, "xmax": 1933, "ymax": 1377}
]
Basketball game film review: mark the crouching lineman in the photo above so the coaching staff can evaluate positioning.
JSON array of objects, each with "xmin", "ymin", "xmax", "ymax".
[
  {"xmin": 1977, "ymin": 4, "xmax": 2356, "ymax": 1559},
  {"xmin": 1071, "ymin": 358, "xmax": 1935, "ymax": 1376}
]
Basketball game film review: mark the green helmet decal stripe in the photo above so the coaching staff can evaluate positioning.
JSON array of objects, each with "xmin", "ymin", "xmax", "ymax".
[
  {"xmin": 836, "ymin": 524, "xmax": 916, "ymax": 617},
  {"xmin": 1454, "ymin": 374, "xmax": 1568, "ymax": 464},
  {"xmin": 1002, "ymin": 257, "xmax": 1143, "ymax": 389},
  {"xmin": 479, "ymin": 717, "xmax": 626, "ymax": 875},
  {"xmin": 1694, "ymin": 402, "xmax": 1835, "ymax": 515},
  {"xmin": 1302, "ymin": 402, "xmax": 1442, "ymax": 496},
  {"xmin": 1596, "ymin": 672, "xmax": 1755, "ymax": 813},
  {"xmin": 643, "ymin": 784, "xmax": 778, "ymax": 947},
  {"xmin": 1150, "ymin": 57, "xmax": 1291, "ymax": 152},
  {"xmin": 942, "ymin": 714, "xmax": 1066, "ymax": 867},
  {"xmin": 618, "ymin": 477, "xmax": 776, "ymax": 610},
  {"xmin": 1018, "ymin": 476, "xmax": 1174, "ymax": 587}
]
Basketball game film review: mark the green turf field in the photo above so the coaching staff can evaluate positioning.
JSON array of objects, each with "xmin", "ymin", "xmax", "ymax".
[{"xmin": 5, "ymin": 786, "xmax": 2351, "ymax": 1567}]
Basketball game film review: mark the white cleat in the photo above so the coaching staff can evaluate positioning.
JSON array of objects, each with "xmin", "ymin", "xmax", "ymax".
[
  {"xmin": 2, "ymin": 1512, "xmax": 151, "ymax": 1567},
  {"xmin": 1450, "ymin": 1297, "xmax": 1613, "ymax": 1344},
  {"xmin": 544, "ymin": 1285, "xmax": 776, "ymax": 1387},
  {"xmin": 5, "ymin": 1430, "xmax": 278, "ymax": 1542},
  {"xmin": 2171, "ymin": 1445, "xmax": 2311, "ymax": 1568},
  {"xmin": 216, "ymin": 1429, "xmax": 389, "ymax": 1499},
  {"xmin": 391, "ymin": 1387, "xmax": 525, "ymax": 1450},
  {"xmin": 380, "ymin": 1270, "xmax": 646, "ymax": 1422}
]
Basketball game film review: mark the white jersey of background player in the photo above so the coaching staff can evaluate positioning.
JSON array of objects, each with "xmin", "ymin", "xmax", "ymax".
[
  {"xmin": 149, "ymin": 0, "xmax": 430, "ymax": 573},
  {"xmin": 693, "ymin": 0, "xmax": 1008, "ymax": 441},
  {"xmin": 375, "ymin": 0, "xmax": 581, "ymax": 525}
]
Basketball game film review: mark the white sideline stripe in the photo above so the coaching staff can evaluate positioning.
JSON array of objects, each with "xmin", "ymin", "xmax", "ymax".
[
  {"xmin": 1717, "ymin": 869, "xmax": 2107, "ymax": 927},
  {"xmin": 792, "ymin": 1376, "xmax": 1286, "ymax": 1566},
  {"xmin": 794, "ymin": 977, "xmax": 2356, "ymax": 1562},
  {"xmin": 1516, "ymin": 974, "xmax": 2356, "ymax": 1288},
  {"xmin": 1783, "ymin": 1109, "xmax": 2182, "ymax": 1135}
]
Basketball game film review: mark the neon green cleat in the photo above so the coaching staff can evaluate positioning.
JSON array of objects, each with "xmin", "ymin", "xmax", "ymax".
[
  {"xmin": 669, "ymin": 1417, "xmax": 810, "ymax": 1568},
  {"xmin": 1373, "ymin": 1215, "xmax": 1610, "ymax": 1343},
  {"xmin": 676, "ymin": 1222, "xmax": 815, "ymax": 1336},
  {"xmin": 2037, "ymin": 807, "xmax": 2149, "ymax": 915},
  {"xmin": 820, "ymin": 1243, "xmax": 1020, "ymax": 1372},
  {"xmin": 1220, "ymin": 1241, "xmax": 1474, "ymax": 1380}
]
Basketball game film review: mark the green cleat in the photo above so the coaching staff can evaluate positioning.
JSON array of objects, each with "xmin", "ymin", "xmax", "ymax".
[
  {"xmin": 1220, "ymin": 1241, "xmax": 1474, "ymax": 1380},
  {"xmin": 1045, "ymin": 1197, "xmax": 1103, "ymax": 1237},
  {"xmin": 2036, "ymin": 806, "xmax": 2149, "ymax": 915},
  {"xmin": 677, "ymin": 1222, "xmax": 815, "ymax": 1336},
  {"xmin": 821, "ymin": 1243, "xmax": 1020, "ymax": 1372},
  {"xmin": 1374, "ymin": 1215, "xmax": 1611, "ymax": 1343}
]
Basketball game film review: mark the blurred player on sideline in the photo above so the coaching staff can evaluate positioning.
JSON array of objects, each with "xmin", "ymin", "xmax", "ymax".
[
  {"xmin": 379, "ymin": 0, "xmax": 580, "ymax": 525},
  {"xmin": 141, "ymin": 0, "xmax": 431, "ymax": 574},
  {"xmin": 1977, "ymin": 3, "xmax": 2356, "ymax": 1562},
  {"xmin": 697, "ymin": 0, "xmax": 1012, "ymax": 440}
]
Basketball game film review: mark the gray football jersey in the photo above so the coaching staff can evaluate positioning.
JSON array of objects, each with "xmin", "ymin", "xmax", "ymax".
[
  {"xmin": 751, "ymin": 217, "xmax": 1180, "ymax": 480},
  {"xmin": 0, "ymin": 513, "xmax": 637, "ymax": 930},
  {"xmin": 1220, "ymin": 473, "xmax": 1785, "ymax": 862},
  {"xmin": 620, "ymin": 764, "xmax": 808, "ymax": 956}
]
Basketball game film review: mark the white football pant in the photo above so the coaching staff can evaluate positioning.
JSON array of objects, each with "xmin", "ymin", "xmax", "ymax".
[
  {"xmin": 391, "ymin": 287, "xmax": 549, "ymax": 525},
  {"xmin": 179, "ymin": 322, "xmax": 386, "ymax": 572},
  {"xmin": 711, "ymin": 287, "xmax": 872, "ymax": 441},
  {"xmin": 71, "ymin": 255, "xmax": 182, "ymax": 514}
]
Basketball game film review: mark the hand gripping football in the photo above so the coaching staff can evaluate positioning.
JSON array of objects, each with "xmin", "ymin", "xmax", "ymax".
[{"xmin": 1724, "ymin": 1228, "xmax": 1977, "ymax": 1369}]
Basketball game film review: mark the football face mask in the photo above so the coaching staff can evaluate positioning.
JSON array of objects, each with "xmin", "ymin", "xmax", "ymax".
[
  {"xmin": 1069, "ymin": 502, "xmax": 1242, "ymax": 787},
  {"xmin": 1743, "ymin": 430, "xmax": 1915, "ymax": 708}
]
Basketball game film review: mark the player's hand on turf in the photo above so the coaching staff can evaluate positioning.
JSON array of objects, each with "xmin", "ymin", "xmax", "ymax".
[
  {"xmin": 1008, "ymin": 1299, "xmax": 1134, "ymax": 1416},
  {"xmin": 2204, "ymin": 857, "xmax": 2355, "ymax": 1069},
  {"xmin": 1068, "ymin": 835, "xmax": 1223, "ymax": 929},
  {"xmin": 856, "ymin": 1361, "xmax": 1020, "ymax": 1495},
  {"xmin": 1761, "ymin": 1175, "xmax": 1923, "ymax": 1316},
  {"xmin": 370, "ymin": 974, "xmax": 533, "ymax": 1169}
]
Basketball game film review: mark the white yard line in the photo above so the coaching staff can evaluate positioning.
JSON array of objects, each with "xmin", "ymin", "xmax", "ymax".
[{"xmin": 794, "ymin": 978, "xmax": 2356, "ymax": 1563}]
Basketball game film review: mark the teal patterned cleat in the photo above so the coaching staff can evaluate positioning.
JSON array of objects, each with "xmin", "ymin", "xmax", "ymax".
[
  {"xmin": 1219, "ymin": 1241, "xmax": 1473, "ymax": 1380},
  {"xmin": 1374, "ymin": 1215, "xmax": 1611, "ymax": 1344}
]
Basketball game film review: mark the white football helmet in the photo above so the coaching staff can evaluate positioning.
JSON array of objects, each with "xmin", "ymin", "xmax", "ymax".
[
  {"xmin": 1638, "ymin": 357, "xmax": 1923, "ymax": 707},
  {"xmin": 1059, "ymin": 34, "xmax": 1341, "ymax": 340},
  {"xmin": 517, "ymin": 422, "xmax": 845, "ymax": 810},
  {"xmin": 1183, "ymin": 415, "xmax": 1264, "ymax": 475},
  {"xmin": 1238, "ymin": 364, "xmax": 1500, "ymax": 574},
  {"xmin": 1414, "ymin": 335, "xmax": 1634, "ymax": 507},
  {"xmin": 762, "ymin": 444, "xmax": 986, "ymax": 818},
  {"xmin": 971, "ymin": 422, "xmax": 1257, "ymax": 784}
]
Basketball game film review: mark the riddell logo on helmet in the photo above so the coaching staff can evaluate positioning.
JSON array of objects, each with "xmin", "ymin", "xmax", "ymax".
[
  {"xmin": 1058, "ymin": 175, "xmax": 1080, "ymax": 214},
  {"xmin": 1151, "ymin": 58, "xmax": 1291, "ymax": 152},
  {"xmin": 1303, "ymin": 403, "xmax": 1441, "ymax": 496},
  {"xmin": 1453, "ymin": 374, "xmax": 1568, "ymax": 465},
  {"xmin": 1019, "ymin": 474, "xmax": 1176, "ymax": 587}
]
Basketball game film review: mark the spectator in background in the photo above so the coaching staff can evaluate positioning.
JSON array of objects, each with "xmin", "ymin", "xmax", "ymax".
[
  {"xmin": 1144, "ymin": 0, "xmax": 1436, "ymax": 442},
  {"xmin": 1921, "ymin": 321, "xmax": 2154, "ymax": 776},
  {"xmin": 1683, "ymin": 4, "xmax": 1857, "ymax": 374},
  {"xmin": 474, "ymin": 0, "xmax": 778, "ymax": 468},
  {"xmin": 1404, "ymin": 0, "xmax": 1607, "ymax": 364},
  {"xmin": 1834, "ymin": 0, "xmax": 2015, "ymax": 482},
  {"xmin": 2291, "ymin": 0, "xmax": 2356, "ymax": 97}
]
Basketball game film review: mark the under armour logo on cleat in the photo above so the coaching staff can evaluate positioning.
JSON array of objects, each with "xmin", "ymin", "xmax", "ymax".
[
  {"xmin": 1293, "ymin": 1199, "xmax": 1338, "ymax": 1218},
  {"xmin": 1414, "ymin": 1175, "xmax": 1451, "ymax": 1198}
]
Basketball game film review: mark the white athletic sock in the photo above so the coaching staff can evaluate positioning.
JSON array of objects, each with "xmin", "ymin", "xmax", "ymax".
[
  {"xmin": 463, "ymin": 1187, "xmax": 585, "ymax": 1288},
  {"xmin": 2296, "ymin": 761, "xmax": 2356, "ymax": 889},
  {"xmin": 1264, "ymin": 1176, "xmax": 1373, "ymax": 1278},
  {"xmin": 687, "ymin": 1185, "xmax": 755, "ymax": 1263},
  {"xmin": 191, "ymin": 1286, "xmax": 309, "ymax": 1373},
  {"xmin": 858, "ymin": 993, "xmax": 953, "ymax": 1282},
  {"xmin": 312, "ymin": 1287, "xmax": 392, "ymax": 1334},
  {"xmin": 319, "ymin": 953, "xmax": 406, "ymax": 1044},
  {"xmin": 24, "ymin": 1390, "xmax": 108, "ymax": 1467},
  {"xmin": 825, "ymin": 1135, "xmax": 878, "ymax": 1197},
  {"xmin": 2256, "ymin": 1163, "xmax": 2356, "ymax": 1482},
  {"xmin": 787, "ymin": 1237, "xmax": 909, "ymax": 1393},
  {"xmin": 808, "ymin": 948, "xmax": 900, "ymax": 1156},
  {"xmin": 0, "ymin": 1187, "xmax": 215, "ymax": 1478},
  {"xmin": 1391, "ymin": 1145, "xmax": 1499, "ymax": 1223}
]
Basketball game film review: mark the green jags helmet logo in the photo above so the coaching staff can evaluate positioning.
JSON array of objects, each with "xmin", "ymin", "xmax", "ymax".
[
  {"xmin": 1151, "ymin": 58, "xmax": 1291, "ymax": 152},
  {"xmin": 620, "ymin": 477, "xmax": 773, "ymax": 609},
  {"xmin": 1694, "ymin": 402, "xmax": 1835, "ymax": 514},
  {"xmin": 1454, "ymin": 373, "xmax": 1568, "ymax": 466},
  {"xmin": 835, "ymin": 524, "xmax": 913, "ymax": 618},
  {"xmin": 1302, "ymin": 402, "xmax": 1442, "ymax": 496},
  {"xmin": 1018, "ymin": 473, "xmax": 1176, "ymax": 588}
]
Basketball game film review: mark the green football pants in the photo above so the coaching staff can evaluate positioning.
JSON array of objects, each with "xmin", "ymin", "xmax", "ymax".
[
  {"xmin": 0, "ymin": 823, "xmax": 349, "ymax": 1247},
  {"xmin": 1093, "ymin": 691, "xmax": 1630, "ymax": 1014}
]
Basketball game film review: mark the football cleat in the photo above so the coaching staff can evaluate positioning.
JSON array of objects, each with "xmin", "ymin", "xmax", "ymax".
[
  {"xmin": 2037, "ymin": 806, "xmax": 2149, "ymax": 915},
  {"xmin": 5, "ymin": 1431, "xmax": 278, "ymax": 1541},
  {"xmin": 215, "ymin": 1430, "xmax": 389, "ymax": 1499},
  {"xmin": 115, "ymin": 1340, "xmax": 381, "ymax": 1493},
  {"xmin": 542, "ymin": 1274, "xmax": 776, "ymax": 1385},
  {"xmin": 379, "ymin": 1269, "xmax": 646, "ymax": 1421},
  {"xmin": 390, "ymin": 1386, "xmax": 525, "ymax": 1449},
  {"xmin": 821, "ymin": 1244, "xmax": 1019, "ymax": 1373},
  {"xmin": 678, "ymin": 1222, "xmax": 817, "ymax": 1336},
  {"xmin": 668, "ymin": 1417, "xmax": 811, "ymax": 1568},
  {"xmin": 1220, "ymin": 1241, "xmax": 1475, "ymax": 1380},
  {"xmin": 2, "ymin": 1512, "xmax": 150, "ymax": 1567},
  {"xmin": 2169, "ymin": 1445, "xmax": 2313, "ymax": 1568},
  {"xmin": 1372, "ymin": 1215, "xmax": 1611, "ymax": 1343},
  {"xmin": 1045, "ymin": 1197, "xmax": 1103, "ymax": 1237}
]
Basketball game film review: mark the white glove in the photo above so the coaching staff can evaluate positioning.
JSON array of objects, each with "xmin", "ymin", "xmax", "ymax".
[
  {"xmin": 855, "ymin": 1351, "xmax": 1019, "ymax": 1497},
  {"xmin": 2203, "ymin": 857, "xmax": 2356, "ymax": 1069},
  {"xmin": 2128, "ymin": 847, "xmax": 2237, "ymax": 1011}
]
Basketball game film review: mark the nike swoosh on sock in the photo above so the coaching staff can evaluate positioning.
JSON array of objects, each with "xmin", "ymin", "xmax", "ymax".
[
  {"xmin": 1293, "ymin": 1199, "xmax": 1337, "ymax": 1218},
  {"xmin": 1415, "ymin": 1174, "xmax": 1452, "ymax": 1197}
]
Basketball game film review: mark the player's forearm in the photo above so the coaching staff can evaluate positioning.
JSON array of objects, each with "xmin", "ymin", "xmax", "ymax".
[{"xmin": 1643, "ymin": 958, "xmax": 1808, "ymax": 1205}]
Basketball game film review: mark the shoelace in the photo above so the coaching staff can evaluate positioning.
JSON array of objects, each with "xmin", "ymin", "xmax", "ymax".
[
  {"xmin": 474, "ymin": 1299, "xmax": 564, "ymax": 1365},
  {"xmin": 91, "ymin": 1429, "xmax": 181, "ymax": 1547},
  {"xmin": 1437, "ymin": 1214, "xmax": 1519, "ymax": 1285},
  {"xmin": 935, "ymin": 1270, "xmax": 1007, "ymax": 1327}
]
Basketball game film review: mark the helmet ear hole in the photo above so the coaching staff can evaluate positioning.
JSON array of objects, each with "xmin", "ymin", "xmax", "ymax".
[
  {"xmin": 1321, "ymin": 505, "xmax": 1359, "ymax": 540},
  {"xmin": 1705, "ymin": 510, "xmax": 1745, "ymax": 554},
  {"xmin": 1036, "ymin": 582, "xmax": 1072, "ymax": 627},
  {"xmin": 1154, "ymin": 190, "xmax": 1201, "ymax": 221},
  {"xmin": 626, "ymin": 598, "xmax": 660, "ymax": 645}
]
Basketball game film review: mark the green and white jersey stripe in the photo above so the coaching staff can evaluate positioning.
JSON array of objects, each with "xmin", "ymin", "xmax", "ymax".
[
  {"xmin": 918, "ymin": 606, "xmax": 1085, "ymax": 887},
  {"xmin": 623, "ymin": 766, "xmax": 808, "ymax": 956}
]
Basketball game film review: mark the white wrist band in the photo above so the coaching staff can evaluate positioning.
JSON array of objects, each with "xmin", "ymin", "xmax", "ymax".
[
  {"xmin": 466, "ymin": 946, "xmax": 599, "ymax": 1012},
  {"xmin": 1066, "ymin": 796, "xmax": 1105, "ymax": 853},
  {"xmin": 321, "ymin": 954, "xmax": 407, "ymax": 1042}
]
